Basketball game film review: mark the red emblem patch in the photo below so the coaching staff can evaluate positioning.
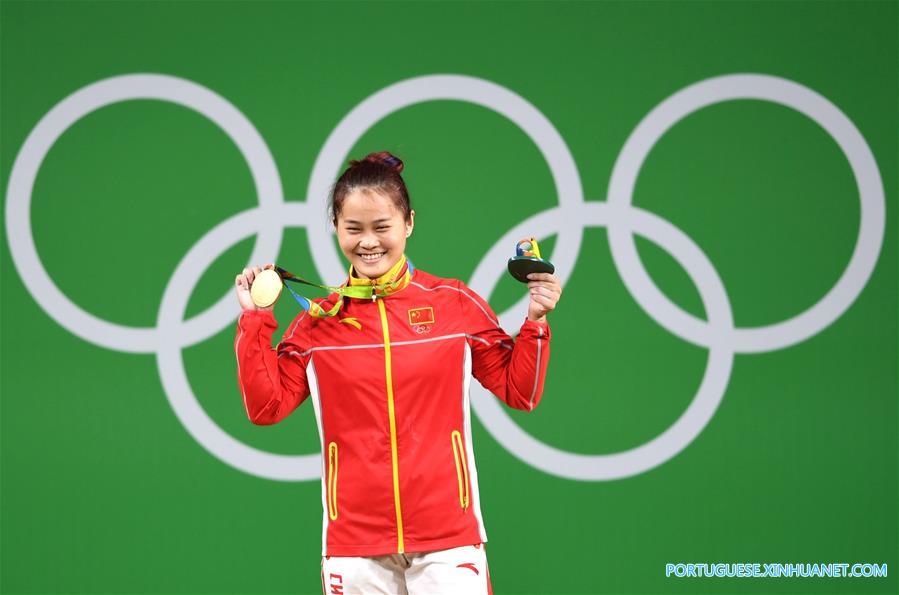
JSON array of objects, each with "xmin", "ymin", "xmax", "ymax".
[{"xmin": 408, "ymin": 307, "xmax": 435, "ymax": 326}]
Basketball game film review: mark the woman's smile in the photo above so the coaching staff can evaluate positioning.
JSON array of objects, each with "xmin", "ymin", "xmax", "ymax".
[{"xmin": 357, "ymin": 251, "xmax": 386, "ymax": 263}]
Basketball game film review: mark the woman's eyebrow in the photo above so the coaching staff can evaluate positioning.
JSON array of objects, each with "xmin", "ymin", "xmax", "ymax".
[{"xmin": 344, "ymin": 218, "xmax": 392, "ymax": 225}]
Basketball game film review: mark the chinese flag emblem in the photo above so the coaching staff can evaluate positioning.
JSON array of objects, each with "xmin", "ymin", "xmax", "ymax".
[{"xmin": 408, "ymin": 307, "xmax": 435, "ymax": 325}]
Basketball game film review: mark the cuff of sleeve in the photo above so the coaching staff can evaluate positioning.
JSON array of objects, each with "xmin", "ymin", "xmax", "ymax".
[
  {"xmin": 521, "ymin": 317, "xmax": 551, "ymax": 340},
  {"xmin": 238, "ymin": 309, "xmax": 278, "ymax": 329}
]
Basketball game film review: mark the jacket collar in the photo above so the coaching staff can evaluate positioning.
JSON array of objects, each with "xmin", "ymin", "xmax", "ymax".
[{"xmin": 345, "ymin": 254, "xmax": 413, "ymax": 298}]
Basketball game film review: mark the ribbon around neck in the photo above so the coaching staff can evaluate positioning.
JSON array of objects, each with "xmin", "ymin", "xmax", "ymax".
[{"xmin": 276, "ymin": 254, "xmax": 414, "ymax": 317}]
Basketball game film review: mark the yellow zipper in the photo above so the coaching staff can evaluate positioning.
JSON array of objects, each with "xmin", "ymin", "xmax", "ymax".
[
  {"xmin": 327, "ymin": 442, "xmax": 338, "ymax": 520},
  {"xmin": 377, "ymin": 298, "xmax": 405, "ymax": 553},
  {"xmin": 451, "ymin": 430, "xmax": 470, "ymax": 509}
]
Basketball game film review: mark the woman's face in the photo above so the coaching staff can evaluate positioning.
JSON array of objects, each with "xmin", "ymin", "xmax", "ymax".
[{"xmin": 335, "ymin": 188, "xmax": 414, "ymax": 279}]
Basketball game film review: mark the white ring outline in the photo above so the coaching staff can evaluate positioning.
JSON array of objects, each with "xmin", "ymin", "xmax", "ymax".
[
  {"xmin": 470, "ymin": 202, "xmax": 734, "ymax": 480},
  {"xmin": 157, "ymin": 205, "xmax": 322, "ymax": 481},
  {"xmin": 4, "ymin": 73, "xmax": 285, "ymax": 353},
  {"xmin": 305, "ymin": 74, "xmax": 585, "ymax": 289}
]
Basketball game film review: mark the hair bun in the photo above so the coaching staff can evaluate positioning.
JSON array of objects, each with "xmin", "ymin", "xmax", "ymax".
[
  {"xmin": 333, "ymin": 151, "xmax": 412, "ymax": 224},
  {"xmin": 350, "ymin": 151, "xmax": 404, "ymax": 174}
]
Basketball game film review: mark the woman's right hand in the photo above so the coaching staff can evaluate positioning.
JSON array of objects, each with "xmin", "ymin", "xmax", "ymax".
[{"xmin": 235, "ymin": 264, "xmax": 275, "ymax": 312}]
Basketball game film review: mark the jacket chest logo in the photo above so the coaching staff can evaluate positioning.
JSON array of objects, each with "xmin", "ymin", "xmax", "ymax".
[
  {"xmin": 408, "ymin": 307, "xmax": 435, "ymax": 334},
  {"xmin": 338, "ymin": 316, "xmax": 362, "ymax": 331}
]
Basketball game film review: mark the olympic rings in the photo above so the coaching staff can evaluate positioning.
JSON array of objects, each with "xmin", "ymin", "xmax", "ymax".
[{"xmin": 4, "ymin": 73, "xmax": 885, "ymax": 481}]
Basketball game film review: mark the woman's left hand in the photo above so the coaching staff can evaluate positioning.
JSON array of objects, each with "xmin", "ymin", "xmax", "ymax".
[{"xmin": 526, "ymin": 272, "xmax": 562, "ymax": 323}]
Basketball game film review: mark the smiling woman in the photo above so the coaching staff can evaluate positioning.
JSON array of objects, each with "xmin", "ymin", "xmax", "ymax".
[{"xmin": 233, "ymin": 151, "xmax": 562, "ymax": 594}]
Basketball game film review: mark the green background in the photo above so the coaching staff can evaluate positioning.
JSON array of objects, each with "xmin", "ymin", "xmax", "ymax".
[{"xmin": 1, "ymin": 1, "xmax": 896, "ymax": 593}]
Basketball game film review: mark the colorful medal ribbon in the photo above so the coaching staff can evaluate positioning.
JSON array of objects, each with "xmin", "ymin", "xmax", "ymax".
[{"xmin": 277, "ymin": 254, "xmax": 414, "ymax": 317}]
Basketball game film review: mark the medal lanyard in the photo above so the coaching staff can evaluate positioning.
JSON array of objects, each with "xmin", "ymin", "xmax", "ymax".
[{"xmin": 276, "ymin": 255, "xmax": 414, "ymax": 318}]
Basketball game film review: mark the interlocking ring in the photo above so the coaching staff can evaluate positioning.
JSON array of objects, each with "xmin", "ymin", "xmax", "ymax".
[{"xmin": 4, "ymin": 72, "xmax": 885, "ymax": 481}]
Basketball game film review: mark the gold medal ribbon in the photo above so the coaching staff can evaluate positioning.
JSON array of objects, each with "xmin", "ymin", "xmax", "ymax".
[{"xmin": 276, "ymin": 254, "xmax": 413, "ymax": 317}]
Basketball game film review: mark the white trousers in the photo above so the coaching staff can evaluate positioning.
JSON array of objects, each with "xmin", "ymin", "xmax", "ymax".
[{"xmin": 321, "ymin": 543, "xmax": 492, "ymax": 595}]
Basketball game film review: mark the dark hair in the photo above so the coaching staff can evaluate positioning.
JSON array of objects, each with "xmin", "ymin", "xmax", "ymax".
[{"xmin": 330, "ymin": 151, "xmax": 412, "ymax": 225}]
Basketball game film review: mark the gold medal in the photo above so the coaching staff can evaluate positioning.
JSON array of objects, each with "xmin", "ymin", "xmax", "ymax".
[{"xmin": 250, "ymin": 269, "xmax": 283, "ymax": 308}]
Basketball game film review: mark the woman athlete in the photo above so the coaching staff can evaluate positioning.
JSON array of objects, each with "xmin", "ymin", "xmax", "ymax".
[{"xmin": 234, "ymin": 151, "xmax": 562, "ymax": 594}]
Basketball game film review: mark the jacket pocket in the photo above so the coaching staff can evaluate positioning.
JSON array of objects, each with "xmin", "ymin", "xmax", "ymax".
[
  {"xmin": 327, "ymin": 442, "xmax": 338, "ymax": 520},
  {"xmin": 451, "ymin": 430, "xmax": 470, "ymax": 510}
]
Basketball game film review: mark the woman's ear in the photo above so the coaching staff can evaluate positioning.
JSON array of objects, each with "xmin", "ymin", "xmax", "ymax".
[{"xmin": 405, "ymin": 210, "xmax": 415, "ymax": 238}]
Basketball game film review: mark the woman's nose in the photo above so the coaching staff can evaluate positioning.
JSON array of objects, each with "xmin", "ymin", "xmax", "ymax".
[{"xmin": 359, "ymin": 234, "xmax": 379, "ymax": 249}]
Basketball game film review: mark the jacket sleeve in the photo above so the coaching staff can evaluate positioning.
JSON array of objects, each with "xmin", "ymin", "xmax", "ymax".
[
  {"xmin": 234, "ymin": 309, "xmax": 311, "ymax": 425},
  {"xmin": 458, "ymin": 280, "xmax": 551, "ymax": 412}
]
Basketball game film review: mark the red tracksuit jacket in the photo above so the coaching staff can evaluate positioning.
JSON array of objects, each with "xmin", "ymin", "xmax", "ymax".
[{"xmin": 234, "ymin": 262, "xmax": 550, "ymax": 556}]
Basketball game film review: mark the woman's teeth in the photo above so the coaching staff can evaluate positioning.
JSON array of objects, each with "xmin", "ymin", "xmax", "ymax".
[{"xmin": 359, "ymin": 252, "xmax": 385, "ymax": 262}]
